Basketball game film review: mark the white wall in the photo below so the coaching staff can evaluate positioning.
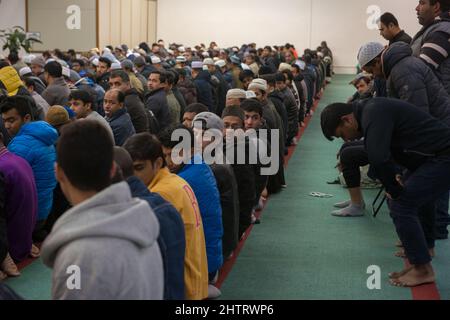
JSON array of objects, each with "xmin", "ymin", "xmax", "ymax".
[
  {"xmin": 158, "ymin": 0, "xmax": 421, "ymax": 74},
  {"xmin": 0, "ymin": 0, "xmax": 26, "ymax": 56},
  {"xmin": 1, "ymin": 0, "xmax": 422, "ymax": 73}
]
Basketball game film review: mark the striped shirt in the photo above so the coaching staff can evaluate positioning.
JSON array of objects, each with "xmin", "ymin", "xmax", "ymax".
[{"xmin": 419, "ymin": 12, "xmax": 450, "ymax": 70}]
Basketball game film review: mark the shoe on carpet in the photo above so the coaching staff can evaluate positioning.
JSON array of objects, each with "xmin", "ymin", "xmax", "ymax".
[{"xmin": 332, "ymin": 204, "xmax": 365, "ymax": 217}]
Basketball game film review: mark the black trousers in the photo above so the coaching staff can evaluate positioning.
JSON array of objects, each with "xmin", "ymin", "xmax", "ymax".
[{"xmin": 339, "ymin": 141, "xmax": 368, "ymax": 188}]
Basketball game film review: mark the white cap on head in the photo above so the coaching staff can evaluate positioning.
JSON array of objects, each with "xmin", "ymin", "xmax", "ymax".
[
  {"xmin": 151, "ymin": 56, "xmax": 162, "ymax": 64},
  {"xmin": 23, "ymin": 54, "xmax": 36, "ymax": 65},
  {"xmin": 248, "ymin": 78, "xmax": 268, "ymax": 92},
  {"xmin": 357, "ymin": 42, "xmax": 385, "ymax": 68},
  {"xmin": 111, "ymin": 62, "xmax": 122, "ymax": 70},
  {"xmin": 215, "ymin": 60, "xmax": 227, "ymax": 68},
  {"xmin": 191, "ymin": 61, "xmax": 204, "ymax": 69},
  {"xmin": 19, "ymin": 67, "xmax": 32, "ymax": 77},
  {"xmin": 92, "ymin": 58, "xmax": 100, "ymax": 67},
  {"xmin": 176, "ymin": 56, "xmax": 187, "ymax": 63},
  {"xmin": 203, "ymin": 58, "xmax": 215, "ymax": 66},
  {"xmin": 202, "ymin": 51, "xmax": 210, "ymax": 58},
  {"xmin": 241, "ymin": 63, "xmax": 251, "ymax": 71},
  {"xmin": 246, "ymin": 91, "xmax": 257, "ymax": 99},
  {"xmin": 178, "ymin": 46, "xmax": 186, "ymax": 53}
]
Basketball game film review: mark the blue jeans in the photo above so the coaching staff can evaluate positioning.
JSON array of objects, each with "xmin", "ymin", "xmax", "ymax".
[{"xmin": 389, "ymin": 156, "xmax": 450, "ymax": 265}]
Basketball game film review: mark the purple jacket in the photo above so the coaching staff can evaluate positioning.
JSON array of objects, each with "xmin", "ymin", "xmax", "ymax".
[{"xmin": 0, "ymin": 147, "xmax": 38, "ymax": 262}]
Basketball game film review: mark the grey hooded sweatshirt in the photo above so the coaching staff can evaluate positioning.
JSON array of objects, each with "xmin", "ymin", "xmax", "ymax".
[{"xmin": 41, "ymin": 182, "xmax": 164, "ymax": 300}]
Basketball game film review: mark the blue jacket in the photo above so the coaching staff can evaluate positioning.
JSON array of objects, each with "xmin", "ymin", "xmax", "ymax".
[
  {"xmin": 178, "ymin": 155, "xmax": 223, "ymax": 274},
  {"xmin": 8, "ymin": 121, "xmax": 58, "ymax": 221},
  {"xmin": 127, "ymin": 176, "xmax": 186, "ymax": 300},
  {"xmin": 107, "ymin": 108, "xmax": 136, "ymax": 146},
  {"xmin": 194, "ymin": 71, "xmax": 214, "ymax": 112}
]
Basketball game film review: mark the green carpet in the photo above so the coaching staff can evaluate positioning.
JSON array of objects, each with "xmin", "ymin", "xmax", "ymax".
[
  {"xmin": 4, "ymin": 75, "xmax": 449, "ymax": 300},
  {"xmin": 220, "ymin": 75, "xmax": 413, "ymax": 300},
  {"xmin": 5, "ymin": 259, "xmax": 51, "ymax": 300}
]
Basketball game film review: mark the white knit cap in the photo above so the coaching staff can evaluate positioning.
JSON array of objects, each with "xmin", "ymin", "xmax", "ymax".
[
  {"xmin": 203, "ymin": 58, "xmax": 215, "ymax": 66},
  {"xmin": 215, "ymin": 60, "xmax": 226, "ymax": 68},
  {"xmin": 151, "ymin": 56, "xmax": 162, "ymax": 64},
  {"xmin": 357, "ymin": 42, "xmax": 385, "ymax": 68},
  {"xmin": 226, "ymin": 89, "xmax": 246, "ymax": 100},
  {"xmin": 248, "ymin": 78, "xmax": 268, "ymax": 92},
  {"xmin": 19, "ymin": 67, "xmax": 32, "ymax": 77}
]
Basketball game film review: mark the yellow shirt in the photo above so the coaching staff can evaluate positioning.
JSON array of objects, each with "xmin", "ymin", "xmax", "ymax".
[{"xmin": 149, "ymin": 168, "xmax": 208, "ymax": 300}]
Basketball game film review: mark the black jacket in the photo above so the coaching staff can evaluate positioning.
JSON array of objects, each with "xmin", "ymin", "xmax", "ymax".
[
  {"xmin": 210, "ymin": 164, "xmax": 240, "ymax": 260},
  {"xmin": 124, "ymin": 89, "xmax": 149, "ymax": 133},
  {"xmin": 194, "ymin": 71, "xmax": 214, "ymax": 112},
  {"xmin": 390, "ymin": 30, "xmax": 412, "ymax": 45},
  {"xmin": 269, "ymin": 91, "xmax": 289, "ymax": 140},
  {"xmin": 145, "ymin": 88, "xmax": 171, "ymax": 129},
  {"xmin": 224, "ymin": 138, "xmax": 256, "ymax": 237},
  {"xmin": 354, "ymin": 98, "xmax": 450, "ymax": 198},
  {"xmin": 172, "ymin": 87, "xmax": 187, "ymax": 122},
  {"xmin": 96, "ymin": 72, "xmax": 111, "ymax": 92},
  {"xmin": 383, "ymin": 42, "xmax": 450, "ymax": 125}
]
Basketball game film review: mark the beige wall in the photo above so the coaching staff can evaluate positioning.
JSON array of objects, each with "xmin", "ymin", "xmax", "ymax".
[
  {"xmin": 157, "ymin": 0, "xmax": 421, "ymax": 74},
  {"xmin": 0, "ymin": 0, "xmax": 26, "ymax": 55},
  {"xmin": 98, "ymin": 0, "xmax": 157, "ymax": 50}
]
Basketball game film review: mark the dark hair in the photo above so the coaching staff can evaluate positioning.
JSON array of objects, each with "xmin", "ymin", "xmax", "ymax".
[
  {"xmin": 275, "ymin": 72, "xmax": 286, "ymax": 83},
  {"xmin": 258, "ymin": 65, "xmax": 273, "ymax": 76},
  {"xmin": 44, "ymin": 61, "xmax": 63, "ymax": 78},
  {"xmin": 176, "ymin": 68, "xmax": 187, "ymax": 78},
  {"xmin": 69, "ymin": 89, "xmax": 94, "ymax": 105},
  {"xmin": 239, "ymin": 70, "xmax": 255, "ymax": 82},
  {"xmin": 123, "ymin": 133, "xmax": 166, "ymax": 167},
  {"xmin": 241, "ymin": 99, "xmax": 263, "ymax": 117},
  {"xmin": 106, "ymin": 89, "xmax": 125, "ymax": 104},
  {"xmin": 380, "ymin": 12, "xmax": 399, "ymax": 27},
  {"xmin": 184, "ymin": 103, "xmax": 209, "ymax": 114},
  {"xmin": 110, "ymin": 70, "xmax": 130, "ymax": 83},
  {"xmin": 57, "ymin": 120, "xmax": 114, "ymax": 192},
  {"xmin": 24, "ymin": 78, "xmax": 35, "ymax": 89},
  {"xmin": 0, "ymin": 61, "xmax": 11, "ymax": 69},
  {"xmin": 281, "ymin": 69, "xmax": 294, "ymax": 81},
  {"xmin": 151, "ymin": 70, "xmax": 168, "ymax": 83},
  {"xmin": 260, "ymin": 74, "xmax": 276, "ymax": 86},
  {"xmin": 158, "ymin": 124, "xmax": 195, "ymax": 150},
  {"xmin": 99, "ymin": 57, "xmax": 112, "ymax": 68},
  {"xmin": 72, "ymin": 59, "xmax": 85, "ymax": 67},
  {"xmin": 113, "ymin": 147, "xmax": 134, "ymax": 179},
  {"xmin": 431, "ymin": 0, "xmax": 450, "ymax": 12},
  {"xmin": 0, "ymin": 95, "xmax": 34, "ymax": 120},
  {"xmin": 320, "ymin": 103, "xmax": 354, "ymax": 141},
  {"xmin": 166, "ymin": 70, "xmax": 176, "ymax": 86},
  {"xmin": 139, "ymin": 42, "xmax": 151, "ymax": 54},
  {"xmin": 264, "ymin": 46, "xmax": 272, "ymax": 52}
]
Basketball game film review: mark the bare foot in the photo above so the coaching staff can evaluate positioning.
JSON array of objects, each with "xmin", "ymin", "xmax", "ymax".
[
  {"xmin": 1, "ymin": 254, "xmax": 20, "ymax": 277},
  {"xmin": 389, "ymin": 266, "xmax": 413, "ymax": 279},
  {"xmin": 396, "ymin": 240, "xmax": 403, "ymax": 248},
  {"xmin": 390, "ymin": 265, "xmax": 435, "ymax": 287},
  {"xmin": 395, "ymin": 248, "xmax": 406, "ymax": 258},
  {"xmin": 30, "ymin": 244, "xmax": 40, "ymax": 258},
  {"xmin": 261, "ymin": 188, "xmax": 268, "ymax": 198}
]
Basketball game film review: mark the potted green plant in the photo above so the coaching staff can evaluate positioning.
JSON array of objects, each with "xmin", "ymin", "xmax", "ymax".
[{"xmin": 0, "ymin": 26, "xmax": 42, "ymax": 56}]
